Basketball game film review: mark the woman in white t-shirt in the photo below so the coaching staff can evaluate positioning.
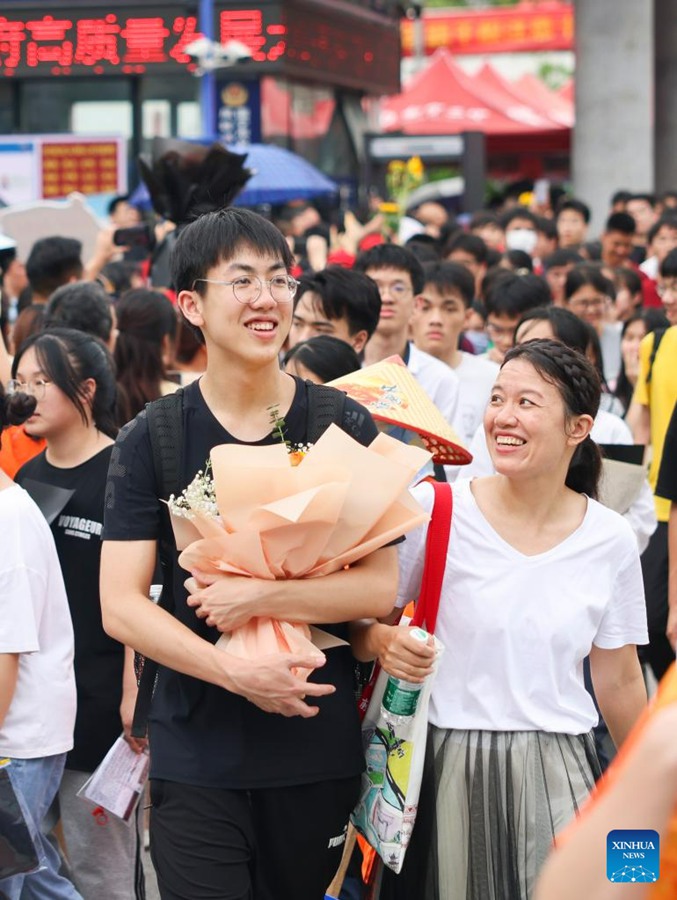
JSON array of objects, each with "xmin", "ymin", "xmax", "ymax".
[
  {"xmin": 353, "ymin": 339, "xmax": 649, "ymax": 900},
  {"xmin": 0, "ymin": 385, "xmax": 79, "ymax": 899}
]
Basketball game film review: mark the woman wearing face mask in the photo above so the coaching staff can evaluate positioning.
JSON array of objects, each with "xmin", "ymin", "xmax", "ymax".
[
  {"xmin": 353, "ymin": 340, "xmax": 648, "ymax": 900},
  {"xmin": 11, "ymin": 328, "xmax": 145, "ymax": 900}
]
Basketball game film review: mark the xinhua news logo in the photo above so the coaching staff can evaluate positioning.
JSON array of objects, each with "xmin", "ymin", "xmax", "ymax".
[{"xmin": 607, "ymin": 830, "xmax": 660, "ymax": 883}]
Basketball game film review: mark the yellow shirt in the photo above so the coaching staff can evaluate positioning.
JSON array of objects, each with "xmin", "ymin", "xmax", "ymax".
[{"xmin": 633, "ymin": 325, "xmax": 677, "ymax": 521}]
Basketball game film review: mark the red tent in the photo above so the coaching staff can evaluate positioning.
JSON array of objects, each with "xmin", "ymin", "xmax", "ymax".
[
  {"xmin": 513, "ymin": 72, "xmax": 574, "ymax": 128},
  {"xmin": 476, "ymin": 63, "xmax": 572, "ymax": 129},
  {"xmin": 558, "ymin": 78, "xmax": 574, "ymax": 104},
  {"xmin": 472, "ymin": 62, "xmax": 561, "ymax": 130},
  {"xmin": 379, "ymin": 50, "xmax": 570, "ymax": 155}
]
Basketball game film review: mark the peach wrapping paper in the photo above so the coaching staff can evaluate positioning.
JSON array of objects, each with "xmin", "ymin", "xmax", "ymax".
[{"xmin": 169, "ymin": 424, "xmax": 431, "ymax": 677}]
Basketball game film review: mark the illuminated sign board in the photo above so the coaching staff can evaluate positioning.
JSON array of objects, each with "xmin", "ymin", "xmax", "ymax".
[
  {"xmin": 0, "ymin": 5, "xmax": 201, "ymax": 76},
  {"xmin": 0, "ymin": 1, "xmax": 400, "ymax": 94}
]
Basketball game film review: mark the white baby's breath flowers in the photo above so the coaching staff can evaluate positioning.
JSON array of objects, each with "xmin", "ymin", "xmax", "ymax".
[{"xmin": 167, "ymin": 467, "xmax": 218, "ymax": 519}]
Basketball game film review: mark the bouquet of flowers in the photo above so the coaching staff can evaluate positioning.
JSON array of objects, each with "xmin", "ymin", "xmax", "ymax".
[
  {"xmin": 167, "ymin": 424, "xmax": 430, "ymax": 677},
  {"xmin": 380, "ymin": 156, "xmax": 425, "ymax": 236}
]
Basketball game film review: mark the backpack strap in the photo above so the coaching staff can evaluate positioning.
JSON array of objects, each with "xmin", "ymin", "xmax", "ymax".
[
  {"xmin": 411, "ymin": 481, "xmax": 453, "ymax": 635},
  {"xmin": 304, "ymin": 381, "xmax": 347, "ymax": 443},
  {"xmin": 647, "ymin": 327, "xmax": 667, "ymax": 385},
  {"xmin": 131, "ymin": 390, "xmax": 184, "ymax": 738}
]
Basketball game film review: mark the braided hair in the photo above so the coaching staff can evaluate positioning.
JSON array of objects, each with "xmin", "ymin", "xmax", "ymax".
[{"xmin": 502, "ymin": 338, "xmax": 603, "ymax": 498}]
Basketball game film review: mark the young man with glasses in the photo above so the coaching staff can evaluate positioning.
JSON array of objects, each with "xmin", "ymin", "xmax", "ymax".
[
  {"xmin": 100, "ymin": 208, "xmax": 398, "ymax": 900},
  {"xmin": 355, "ymin": 243, "xmax": 460, "ymax": 430}
]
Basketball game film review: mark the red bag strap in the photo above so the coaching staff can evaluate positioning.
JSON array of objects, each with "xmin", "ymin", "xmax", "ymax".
[{"xmin": 411, "ymin": 481, "xmax": 453, "ymax": 635}]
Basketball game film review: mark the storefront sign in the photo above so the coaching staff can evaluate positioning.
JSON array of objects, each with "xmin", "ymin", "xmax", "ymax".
[{"xmin": 401, "ymin": 3, "xmax": 573, "ymax": 56}]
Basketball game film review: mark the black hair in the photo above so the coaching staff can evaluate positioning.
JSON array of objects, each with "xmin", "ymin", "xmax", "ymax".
[
  {"xmin": 499, "ymin": 206, "xmax": 538, "ymax": 230},
  {"xmin": 0, "ymin": 382, "xmax": 37, "ymax": 447},
  {"xmin": 282, "ymin": 335, "xmax": 361, "ymax": 384},
  {"xmin": 485, "ymin": 248, "xmax": 501, "ymax": 269},
  {"xmin": 354, "ymin": 243, "xmax": 425, "ymax": 294},
  {"xmin": 611, "ymin": 189, "xmax": 632, "ymax": 207},
  {"xmin": 114, "ymin": 288, "xmax": 178, "ymax": 424},
  {"xmin": 107, "ymin": 193, "xmax": 132, "ymax": 217},
  {"xmin": 443, "ymin": 232, "xmax": 489, "ymax": 265},
  {"xmin": 555, "ymin": 198, "xmax": 591, "ymax": 225},
  {"xmin": 44, "ymin": 280, "xmax": 113, "ymax": 343},
  {"xmin": 501, "ymin": 249, "xmax": 534, "ymax": 273},
  {"xmin": 170, "ymin": 208, "xmax": 295, "ymax": 296},
  {"xmin": 613, "ymin": 266, "xmax": 643, "ymax": 297},
  {"xmin": 614, "ymin": 310, "xmax": 670, "ymax": 412},
  {"xmin": 660, "ymin": 246, "xmax": 677, "ymax": 279},
  {"xmin": 25, "ymin": 236, "xmax": 83, "ymax": 297},
  {"xmin": 421, "ymin": 261, "xmax": 475, "ymax": 308},
  {"xmin": 580, "ymin": 240, "xmax": 602, "ymax": 261},
  {"xmin": 542, "ymin": 249, "xmax": 585, "ymax": 270},
  {"xmin": 484, "ymin": 270, "xmax": 551, "ymax": 318},
  {"xmin": 11, "ymin": 327, "xmax": 118, "ymax": 438},
  {"xmin": 627, "ymin": 192, "xmax": 656, "ymax": 208},
  {"xmin": 295, "ymin": 267, "xmax": 381, "ymax": 340},
  {"xmin": 503, "ymin": 339, "xmax": 602, "ymax": 497},
  {"xmin": 647, "ymin": 214, "xmax": 677, "ymax": 247},
  {"xmin": 564, "ymin": 264, "xmax": 616, "ymax": 302},
  {"xmin": 99, "ymin": 259, "xmax": 142, "ymax": 297},
  {"xmin": 516, "ymin": 305, "xmax": 590, "ymax": 354},
  {"xmin": 12, "ymin": 304, "xmax": 45, "ymax": 355},
  {"xmin": 536, "ymin": 216, "xmax": 558, "ymax": 240},
  {"xmin": 403, "ymin": 234, "xmax": 441, "ymax": 264},
  {"xmin": 469, "ymin": 211, "xmax": 500, "ymax": 231},
  {"xmin": 605, "ymin": 212, "xmax": 636, "ymax": 235}
]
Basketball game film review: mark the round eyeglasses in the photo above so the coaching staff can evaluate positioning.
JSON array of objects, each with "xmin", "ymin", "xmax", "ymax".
[
  {"xmin": 192, "ymin": 274, "xmax": 299, "ymax": 305},
  {"xmin": 8, "ymin": 377, "xmax": 51, "ymax": 401}
]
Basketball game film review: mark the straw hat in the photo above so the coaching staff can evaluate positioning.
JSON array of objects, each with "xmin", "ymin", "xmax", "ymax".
[{"xmin": 329, "ymin": 355, "xmax": 472, "ymax": 466}]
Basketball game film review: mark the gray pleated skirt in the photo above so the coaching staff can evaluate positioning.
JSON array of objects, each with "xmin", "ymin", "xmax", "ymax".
[{"xmin": 416, "ymin": 726, "xmax": 601, "ymax": 900}]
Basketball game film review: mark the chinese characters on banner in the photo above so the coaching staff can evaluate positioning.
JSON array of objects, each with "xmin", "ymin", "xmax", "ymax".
[
  {"xmin": 41, "ymin": 141, "xmax": 121, "ymax": 198},
  {"xmin": 0, "ymin": 10, "xmax": 201, "ymax": 75},
  {"xmin": 401, "ymin": 5, "xmax": 574, "ymax": 56}
]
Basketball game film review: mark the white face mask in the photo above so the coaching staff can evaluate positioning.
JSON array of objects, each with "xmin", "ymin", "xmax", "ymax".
[{"xmin": 506, "ymin": 228, "xmax": 538, "ymax": 255}]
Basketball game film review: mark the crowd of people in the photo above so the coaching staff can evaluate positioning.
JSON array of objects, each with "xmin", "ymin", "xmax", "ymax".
[{"xmin": 0, "ymin": 179, "xmax": 675, "ymax": 900}]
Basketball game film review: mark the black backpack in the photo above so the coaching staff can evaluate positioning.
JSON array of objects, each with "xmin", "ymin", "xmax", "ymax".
[{"xmin": 131, "ymin": 381, "xmax": 347, "ymax": 737}]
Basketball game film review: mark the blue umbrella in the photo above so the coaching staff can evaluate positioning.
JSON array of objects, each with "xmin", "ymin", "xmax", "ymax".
[
  {"xmin": 130, "ymin": 142, "xmax": 337, "ymax": 211},
  {"xmin": 228, "ymin": 143, "xmax": 338, "ymax": 206}
]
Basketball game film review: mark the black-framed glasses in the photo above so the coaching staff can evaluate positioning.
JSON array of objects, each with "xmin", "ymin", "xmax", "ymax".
[
  {"xmin": 192, "ymin": 274, "xmax": 299, "ymax": 305},
  {"xmin": 8, "ymin": 378, "xmax": 51, "ymax": 400}
]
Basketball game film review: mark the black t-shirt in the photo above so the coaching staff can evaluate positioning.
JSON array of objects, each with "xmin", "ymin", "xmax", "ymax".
[
  {"xmin": 656, "ymin": 400, "xmax": 677, "ymax": 503},
  {"xmin": 16, "ymin": 446, "xmax": 124, "ymax": 772},
  {"xmin": 103, "ymin": 377, "xmax": 379, "ymax": 789}
]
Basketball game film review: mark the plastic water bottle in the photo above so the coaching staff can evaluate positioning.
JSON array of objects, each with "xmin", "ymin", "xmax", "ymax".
[{"xmin": 380, "ymin": 627, "xmax": 430, "ymax": 732}]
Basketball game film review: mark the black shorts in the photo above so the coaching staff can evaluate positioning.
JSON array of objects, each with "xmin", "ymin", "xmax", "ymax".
[{"xmin": 149, "ymin": 776, "xmax": 361, "ymax": 900}]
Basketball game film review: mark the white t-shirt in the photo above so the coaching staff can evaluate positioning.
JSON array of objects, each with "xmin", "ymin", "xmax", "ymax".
[
  {"xmin": 408, "ymin": 342, "xmax": 459, "ymax": 430},
  {"xmin": 463, "ymin": 410, "xmax": 656, "ymax": 551},
  {"xmin": 0, "ymin": 485, "xmax": 76, "ymax": 758},
  {"xmin": 397, "ymin": 478, "xmax": 648, "ymax": 735},
  {"xmin": 452, "ymin": 351, "xmax": 499, "ymax": 447}
]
